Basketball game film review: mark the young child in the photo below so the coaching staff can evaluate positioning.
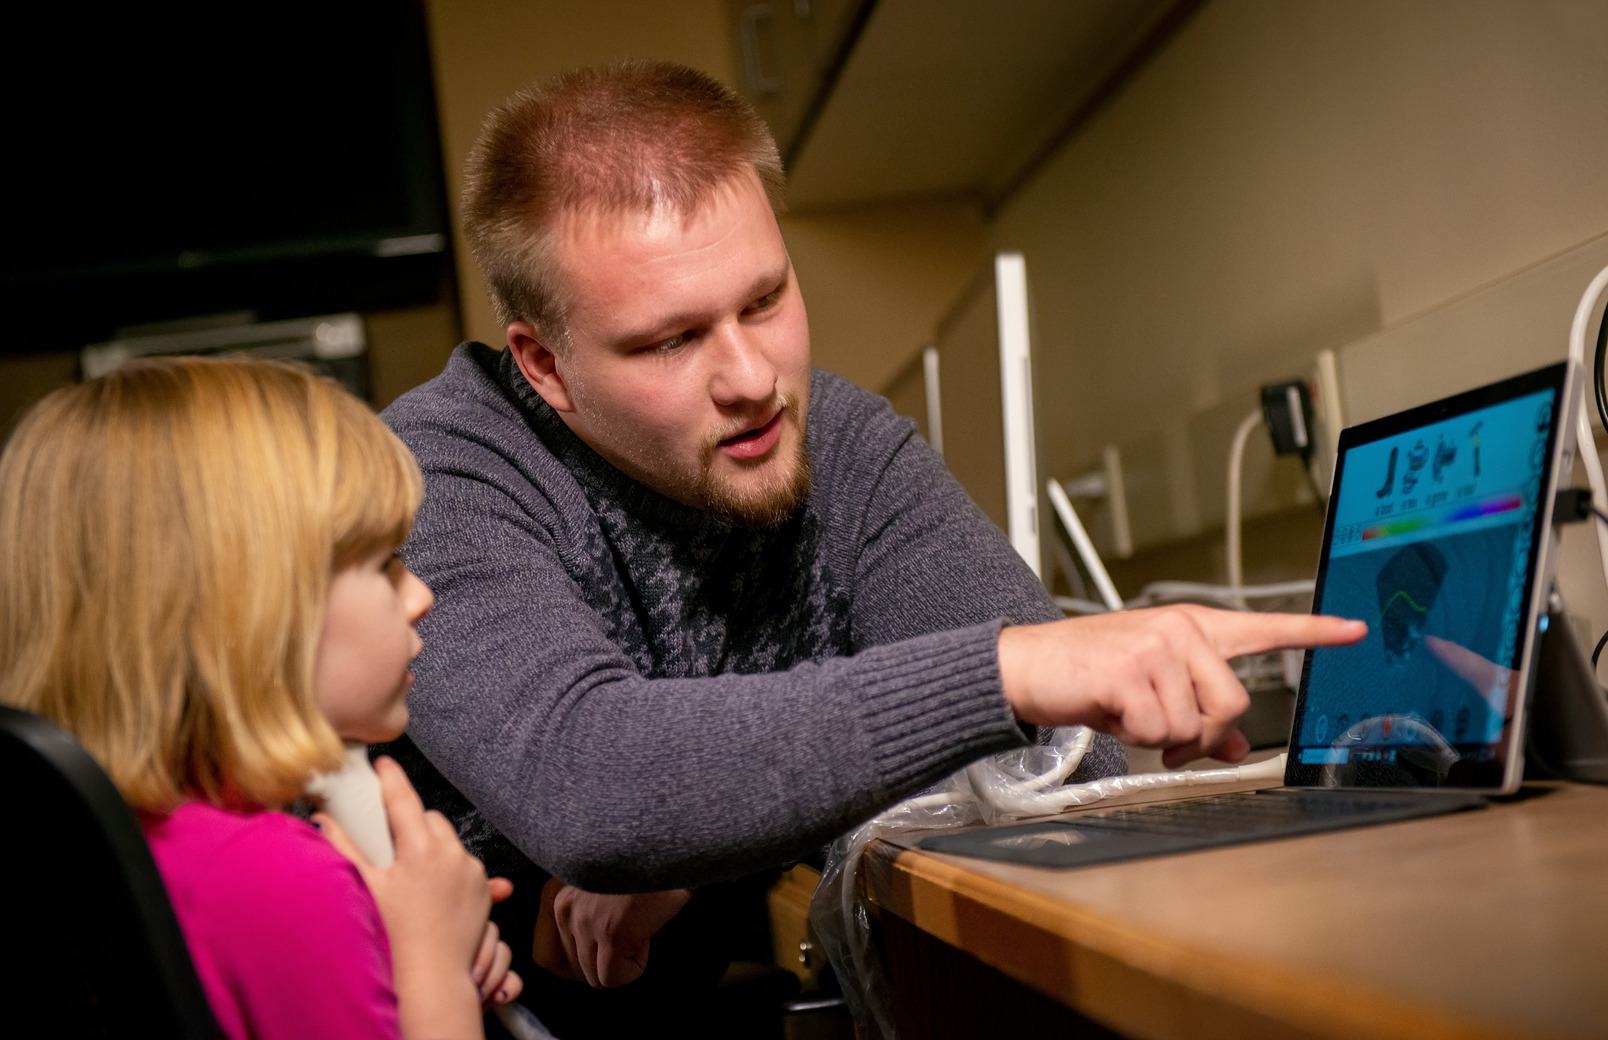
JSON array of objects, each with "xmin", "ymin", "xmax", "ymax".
[{"xmin": 0, "ymin": 356, "xmax": 520, "ymax": 1040}]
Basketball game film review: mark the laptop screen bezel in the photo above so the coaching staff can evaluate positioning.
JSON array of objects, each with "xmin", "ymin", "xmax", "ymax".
[{"xmin": 1284, "ymin": 359, "xmax": 1578, "ymax": 792}]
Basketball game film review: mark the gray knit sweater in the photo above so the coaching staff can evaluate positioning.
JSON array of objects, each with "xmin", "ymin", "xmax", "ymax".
[{"xmin": 381, "ymin": 343, "xmax": 1123, "ymax": 892}]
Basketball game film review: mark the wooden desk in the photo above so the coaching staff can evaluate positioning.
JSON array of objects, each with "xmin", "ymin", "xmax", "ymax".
[{"xmin": 862, "ymin": 783, "xmax": 1608, "ymax": 1040}]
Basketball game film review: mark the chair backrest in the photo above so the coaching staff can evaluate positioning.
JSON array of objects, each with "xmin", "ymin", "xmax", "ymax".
[{"xmin": 0, "ymin": 705, "xmax": 221, "ymax": 1039}]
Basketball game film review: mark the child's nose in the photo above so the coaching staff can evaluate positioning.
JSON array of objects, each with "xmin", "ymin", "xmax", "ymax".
[{"xmin": 404, "ymin": 570, "xmax": 434, "ymax": 623}]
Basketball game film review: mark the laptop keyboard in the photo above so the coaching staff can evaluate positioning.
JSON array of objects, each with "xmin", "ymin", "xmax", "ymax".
[
  {"xmin": 920, "ymin": 787, "xmax": 1487, "ymax": 867},
  {"xmin": 1069, "ymin": 789, "xmax": 1470, "ymax": 838}
]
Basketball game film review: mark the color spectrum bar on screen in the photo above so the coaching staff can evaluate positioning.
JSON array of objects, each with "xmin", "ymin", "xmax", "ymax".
[{"xmin": 1361, "ymin": 494, "xmax": 1523, "ymax": 541}]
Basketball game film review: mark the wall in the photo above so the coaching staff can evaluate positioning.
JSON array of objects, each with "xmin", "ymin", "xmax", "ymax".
[
  {"xmin": 980, "ymin": 0, "xmax": 1608, "ymax": 628},
  {"xmin": 993, "ymin": 0, "xmax": 1608, "ymax": 481},
  {"xmin": 781, "ymin": 198, "xmax": 987, "ymax": 391}
]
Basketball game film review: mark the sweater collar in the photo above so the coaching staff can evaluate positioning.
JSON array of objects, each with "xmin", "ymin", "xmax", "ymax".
[{"xmin": 494, "ymin": 346, "xmax": 740, "ymax": 539}]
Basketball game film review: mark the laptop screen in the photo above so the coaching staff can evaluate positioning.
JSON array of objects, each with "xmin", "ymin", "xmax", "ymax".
[{"xmin": 1287, "ymin": 361, "xmax": 1576, "ymax": 790}]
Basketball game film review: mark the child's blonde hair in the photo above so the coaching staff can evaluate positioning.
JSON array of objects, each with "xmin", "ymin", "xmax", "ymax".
[{"xmin": 0, "ymin": 356, "xmax": 423, "ymax": 811}]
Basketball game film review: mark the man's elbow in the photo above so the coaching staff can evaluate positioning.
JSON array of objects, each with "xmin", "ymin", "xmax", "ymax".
[{"xmin": 537, "ymin": 826, "xmax": 669, "ymax": 893}]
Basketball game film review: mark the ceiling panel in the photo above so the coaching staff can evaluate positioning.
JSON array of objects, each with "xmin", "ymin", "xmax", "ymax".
[{"xmin": 785, "ymin": 0, "xmax": 1187, "ymax": 211}]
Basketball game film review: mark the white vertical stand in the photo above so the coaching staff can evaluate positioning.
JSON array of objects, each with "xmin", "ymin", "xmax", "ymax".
[
  {"xmin": 995, "ymin": 252, "xmax": 1041, "ymax": 578},
  {"xmin": 921, "ymin": 345, "xmax": 944, "ymax": 457}
]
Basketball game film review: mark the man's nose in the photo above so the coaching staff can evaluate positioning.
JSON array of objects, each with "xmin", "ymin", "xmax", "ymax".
[{"xmin": 708, "ymin": 323, "xmax": 777, "ymax": 407}]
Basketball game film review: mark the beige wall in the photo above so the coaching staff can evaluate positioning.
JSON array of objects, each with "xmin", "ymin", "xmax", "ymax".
[
  {"xmin": 780, "ymin": 199, "xmax": 988, "ymax": 392},
  {"xmin": 992, "ymin": 0, "xmax": 1608, "ymax": 486}
]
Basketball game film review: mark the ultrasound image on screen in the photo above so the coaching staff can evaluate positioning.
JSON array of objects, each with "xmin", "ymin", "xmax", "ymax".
[
  {"xmin": 1303, "ymin": 525, "xmax": 1515, "ymax": 752},
  {"xmin": 1295, "ymin": 385, "xmax": 1555, "ymax": 783},
  {"xmin": 1377, "ymin": 541, "xmax": 1449, "ymax": 661}
]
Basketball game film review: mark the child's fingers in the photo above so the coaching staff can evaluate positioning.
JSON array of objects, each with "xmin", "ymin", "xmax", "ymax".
[
  {"xmin": 480, "ymin": 939, "xmax": 514, "ymax": 1004},
  {"xmin": 472, "ymin": 921, "xmax": 501, "ymax": 991},
  {"xmin": 494, "ymin": 968, "xmax": 524, "ymax": 1006},
  {"xmin": 421, "ymin": 808, "xmax": 462, "ymax": 845},
  {"xmin": 489, "ymin": 876, "xmax": 514, "ymax": 904},
  {"xmin": 370, "ymin": 756, "xmax": 428, "ymax": 840},
  {"xmin": 372, "ymin": 756, "xmax": 426, "ymax": 814}
]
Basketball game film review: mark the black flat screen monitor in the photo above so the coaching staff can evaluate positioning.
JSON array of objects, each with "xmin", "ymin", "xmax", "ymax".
[{"xmin": 1, "ymin": 0, "xmax": 450, "ymax": 353}]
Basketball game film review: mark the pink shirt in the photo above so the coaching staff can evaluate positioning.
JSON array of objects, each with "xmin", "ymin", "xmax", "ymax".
[{"xmin": 143, "ymin": 802, "xmax": 400, "ymax": 1040}]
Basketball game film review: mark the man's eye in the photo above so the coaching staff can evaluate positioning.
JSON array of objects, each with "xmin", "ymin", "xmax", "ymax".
[
  {"xmin": 747, "ymin": 288, "xmax": 783, "ymax": 313},
  {"xmin": 651, "ymin": 333, "xmax": 688, "ymax": 354}
]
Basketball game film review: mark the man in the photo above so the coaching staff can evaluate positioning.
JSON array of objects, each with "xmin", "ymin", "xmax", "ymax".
[{"xmin": 382, "ymin": 61, "xmax": 1362, "ymax": 1032}]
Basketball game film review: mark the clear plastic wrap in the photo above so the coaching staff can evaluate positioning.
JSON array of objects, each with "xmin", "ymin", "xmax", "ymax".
[
  {"xmin": 808, "ymin": 726, "xmax": 1286, "ymax": 1038},
  {"xmin": 808, "ymin": 765, "xmax": 979, "ymax": 1040}
]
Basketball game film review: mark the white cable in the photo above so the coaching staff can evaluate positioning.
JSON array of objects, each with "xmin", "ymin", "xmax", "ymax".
[
  {"xmin": 965, "ymin": 726, "xmax": 1093, "ymax": 817},
  {"xmin": 1021, "ymin": 727, "xmax": 1095, "ymax": 792},
  {"xmin": 495, "ymin": 1004, "xmax": 559, "ymax": 1040},
  {"xmin": 973, "ymin": 752, "xmax": 1287, "ymax": 819},
  {"xmin": 903, "ymin": 791, "xmax": 969, "ymax": 812},
  {"xmin": 1046, "ymin": 478, "xmax": 1123, "ymax": 611},
  {"xmin": 1566, "ymin": 264, "xmax": 1608, "ymax": 596},
  {"xmin": 1225, "ymin": 408, "xmax": 1264, "ymax": 598},
  {"xmin": 1567, "ymin": 261, "xmax": 1608, "ymax": 372}
]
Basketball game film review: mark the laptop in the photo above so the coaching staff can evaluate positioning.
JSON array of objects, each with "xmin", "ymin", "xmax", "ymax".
[{"xmin": 922, "ymin": 359, "xmax": 1585, "ymax": 869}]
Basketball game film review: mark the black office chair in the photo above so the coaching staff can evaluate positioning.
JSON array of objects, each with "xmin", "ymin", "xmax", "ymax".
[{"xmin": 0, "ymin": 705, "xmax": 221, "ymax": 1039}]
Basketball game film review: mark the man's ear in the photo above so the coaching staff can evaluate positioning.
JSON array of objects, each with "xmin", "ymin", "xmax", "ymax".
[{"xmin": 506, "ymin": 322, "xmax": 574, "ymax": 413}]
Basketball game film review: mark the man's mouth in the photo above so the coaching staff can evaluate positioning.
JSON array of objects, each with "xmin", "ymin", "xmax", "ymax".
[{"xmin": 718, "ymin": 409, "xmax": 784, "ymax": 460}]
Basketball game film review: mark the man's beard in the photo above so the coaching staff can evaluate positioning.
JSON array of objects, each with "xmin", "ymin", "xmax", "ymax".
[{"xmin": 691, "ymin": 394, "xmax": 812, "ymax": 529}]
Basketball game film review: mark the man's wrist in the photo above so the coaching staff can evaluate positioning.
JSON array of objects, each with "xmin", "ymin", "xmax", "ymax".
[{"xmin": 996, "ymin": 622, "xmax": 1041, "ymax": 726}]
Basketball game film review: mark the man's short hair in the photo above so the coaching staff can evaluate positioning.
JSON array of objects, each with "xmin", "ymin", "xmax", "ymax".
[{"xmin": 461, "ymin": 60, "xmax": 787, "ymax": 342}]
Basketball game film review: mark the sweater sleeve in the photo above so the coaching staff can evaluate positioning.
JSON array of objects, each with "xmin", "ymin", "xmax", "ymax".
[
  {"xmin": 808, "ymin": 372, "xmax": 1128, "ymax": 776},
  {"xmin": 811, "ymin": 372, "xmax": 1066, "ymax": 640},
  {"xmin": 394, "ymin": 433, "xmax": 1025, "ymax": 891}
]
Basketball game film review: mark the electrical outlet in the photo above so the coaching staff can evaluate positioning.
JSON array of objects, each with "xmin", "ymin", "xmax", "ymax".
[{"xmin": 1307, "ymin": 348, "xmax": 1345, "ymax": 499}]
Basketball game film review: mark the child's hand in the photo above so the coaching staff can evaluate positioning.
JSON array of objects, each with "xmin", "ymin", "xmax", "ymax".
[
  {"xmin": 474, "ymin": 879, "xmax": 523, "ymax": 1006},
  {"xmin": 316, "ymin": 756, "xmax": 488, "ymax": 1039}
]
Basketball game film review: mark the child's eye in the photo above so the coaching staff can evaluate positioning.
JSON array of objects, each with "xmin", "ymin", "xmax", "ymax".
[{"xmin": 383, "ymin": 553, "xmax": 406, "ymax": 584}]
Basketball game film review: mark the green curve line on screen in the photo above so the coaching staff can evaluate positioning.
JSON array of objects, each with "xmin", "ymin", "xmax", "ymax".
[{"xmin": 1381, "ymin": 589, "xmax": 1429, "ymax": 615}]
